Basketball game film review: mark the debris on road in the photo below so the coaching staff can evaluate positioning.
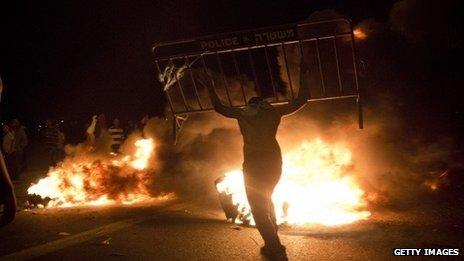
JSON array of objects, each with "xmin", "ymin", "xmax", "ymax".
[{"xmin": 58, "ymin": 232, "xmax": 71, "ymax": 236}]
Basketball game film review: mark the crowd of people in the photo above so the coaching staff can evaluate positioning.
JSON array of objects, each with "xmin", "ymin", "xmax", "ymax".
[
  {"xmin": 1, "ymin": 114, "xmax": 150, "ymax": 181},
  {"xmin": 84, "ymin": 114, "xmax": 148, "ymax": 152}
]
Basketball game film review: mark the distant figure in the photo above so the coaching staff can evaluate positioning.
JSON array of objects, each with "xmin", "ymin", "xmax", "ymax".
[
  {"xmin": 126, "ymin": 120, "xmax": 135, "ymax": 136},
  {"xmin": 2, "ymin": 124, "xmax": 19, "ymax": 180},
  {"xmin": 108, "ymin": 118, "xmax": 124, "ymax": 153},
  {"xmin": 56, "ymin": 126, "xmax": 66, "ymax": 160},
  {"xmin": 11, "ymin": 119, "xmax": 28, "ymax": 172},
  {"xmin": 86, "ymin": 114, "xmax": 109, "ymax": 146},
  {"xmin": 86, "ymin": 115, "xmax": 98, "ymax": 143},
  {"xmin": 0, "ymin": 74, "xmax": 17, "ymax": 225},
  {"xmin": 96, "ymin": 113, "xmax": 107, "ymax": 135},
  {"xmin": 137, "ymin": 114, "xmax": 150, "ymax": 138},
  {"xmin": 201, "ymin": 61, "xmax": 310, "ymax": 261},
  {"xmin": 42, "ymin": 120, "xmax": 61, "ymax": 166}
]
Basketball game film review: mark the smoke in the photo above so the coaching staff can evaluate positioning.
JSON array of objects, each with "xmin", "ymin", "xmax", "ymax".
[
  {"xmin": 142, "ymin": 115, "xmax": 241, "ymax": 206},
  {"xmin": 143, "ymin": 5, "xmax": 462, "ymax": 212},
  {"xmin": 145, "ymin": 94, "xmax": 458, "ymax": 211}
]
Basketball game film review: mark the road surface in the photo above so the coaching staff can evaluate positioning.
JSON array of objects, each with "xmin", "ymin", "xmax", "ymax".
[
  {"xmin": 1, "ymin": 158, "xmax": 463, "ymax": 260},
  {"xmin": 1, "ymin": 194, "xmax": 464, "ymax": 260}
]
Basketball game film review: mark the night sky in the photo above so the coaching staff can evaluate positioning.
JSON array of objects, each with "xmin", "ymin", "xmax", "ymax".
[{"xmin": 1, "ymin": 0, "xmax": 462, "ymax": 142}]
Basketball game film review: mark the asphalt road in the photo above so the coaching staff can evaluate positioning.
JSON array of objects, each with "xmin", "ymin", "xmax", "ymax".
[
  {"xmin": 1, "ymin": 159, "xmax": 464, "ymax": 260},
  {"xmin": 1, "ymin": 194, "xmax": 464, "ymax": 261}
]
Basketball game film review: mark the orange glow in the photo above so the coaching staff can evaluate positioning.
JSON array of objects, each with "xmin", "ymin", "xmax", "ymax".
[
  {"xmin": 424, "ymin": 181, "xmax": 438, "ymax": 191},
  {"xmin": 27, "ymin": 138, "xmax": 166, "ymax": 208},
  {"xmin": 216, "ymin": 139, "xmax": 371, "ymax": 226},
  {"xmin": 353, "ymin": 28, "xmax": 367, "ymax": 40}
]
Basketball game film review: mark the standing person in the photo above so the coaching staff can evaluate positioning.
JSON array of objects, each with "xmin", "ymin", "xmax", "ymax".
[
  {"xmin": 199, "ymin": 61, "xmax": 310, "ymax": 260},
  {"xmin": 11, "ymin": 119, "xmax": 28, "ymax": 172},
  {"xmin": 0, "ymin": 74, "xmax": 17, "ymax": 225},
  {"xmin": 56, "ymin": 126, "xmax": 66, "ymax": 161},
  {"xmin": 125, "ymin": 120, "xmax": 135, "ymax": 136},
  {"xmin": 86, "ymin": 114, "xmax": 109, "ymax": 146},
  {"xmin": 42, "ymin": 120, "xmax": 60, "ymax": 166},
  {"xmin": 108, "ymin": 118, "xmax": 124, "ymax": 153},
  {"xmin": 86, "ymin": 115, "xmax": 98, "ymax": 144},
  {"xmin": 2, "ymin": 124, "xmax": 18, "ymax": 180}
]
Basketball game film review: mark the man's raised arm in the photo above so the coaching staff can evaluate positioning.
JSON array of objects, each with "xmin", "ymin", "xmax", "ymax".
[
  {"xmin": 198, "ymin": 74, "xmax": 241, "ymax": 119},
  {"xmin": 276, "ymin": 60, "xmax": 311, "ymax": 116}
]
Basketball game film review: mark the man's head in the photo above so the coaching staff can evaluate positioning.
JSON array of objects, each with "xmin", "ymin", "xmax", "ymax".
[{"xmin": 113, "ymin": 118, "xmax": 120, "ymax": 127}]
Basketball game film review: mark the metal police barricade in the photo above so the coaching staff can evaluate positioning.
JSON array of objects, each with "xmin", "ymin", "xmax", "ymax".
[{"xmin": 153, "ymin": 18, "xmax": 363, "ymax": 143}]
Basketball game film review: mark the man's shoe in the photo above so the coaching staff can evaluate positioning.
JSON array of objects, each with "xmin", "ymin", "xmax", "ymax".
[{"xmin": 260, "ymin": 245, "xmax": 288, "ymax": 261}]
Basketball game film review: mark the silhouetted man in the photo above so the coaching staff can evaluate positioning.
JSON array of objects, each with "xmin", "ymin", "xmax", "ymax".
[
  {"xmin": 200, "ymin": 62, "xmax": 310, "ymax": 260},
  {"xmin": 0, "ymin": 75, "xmax": 17, "ymax": 226}
]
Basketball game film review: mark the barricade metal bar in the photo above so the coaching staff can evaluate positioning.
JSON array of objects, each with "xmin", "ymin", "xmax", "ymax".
[
  {"xmin": 200, "ymin": 55, "xmax": 219, "ymax": 108},
  {"xmin": 349, "ymin": 24, "xmax": 363, "ymax": 129},
  {"xmin": 315, "ymin": 39, "xmax": 326, "ymax": 96},
  {"xmin": 231, "ymin": 50, "xmax": 248, "ymax": 105},
  {"xmin": 264, "ymin": 46, "xmax": 279, "ymax": 101},
  {"xmin": 153, "ymin": 33, "xmax": 354, "ymax": 60},
  {"xmin": 298, "ymin": 40, "xmax": 312, "ymax": 99},
  {"xmin": 332, "ymin": 37, "xmax": 344, "ymax": 94},
  {"xmin": 247, "ymin": 48, "xmax": 261, "ymax": 96},
  {"xmin": 185, "ymin": 56, "xmax": 203, "ymax": 109},
  {"xmin": 170, "ymin": 94, "xmax": 359, "ymax": 115},
  {"xmin": 215, "ymin": 52, "xmax": 233, "ymax": 106},
  {"xmin": 349, "ymin": 38, "xmax": 360, "ymax": 93},
  {"xmin": 280, "ymin": 43, "xmax": 294, "ymax": 99},
  {"xmin": 154, "ymin": 33, "xmax": 354, "ymax": 62}
]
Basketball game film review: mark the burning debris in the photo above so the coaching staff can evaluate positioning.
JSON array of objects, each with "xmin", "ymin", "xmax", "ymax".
[
  {"xmin": 26, "ymin": 138, "xmax": 169, "ymax": 208},
  {"xmin": 216, "ymin": 139, "xmax": 371, "ymax": 226}
]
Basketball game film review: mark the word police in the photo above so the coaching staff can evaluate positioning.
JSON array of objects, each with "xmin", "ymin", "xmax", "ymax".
[
  {"xmin": 199, "ymin": 29, "xmax": 295, "ymax": 50},
  {"xmin": 393, "ymin": 248, "xmax": 459, "ymax": 256}
]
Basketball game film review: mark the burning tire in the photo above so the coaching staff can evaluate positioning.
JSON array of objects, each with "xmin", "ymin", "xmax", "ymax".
[{"xmin": 215, "ymin": 177, "xmax": 239, "ymax": 222}]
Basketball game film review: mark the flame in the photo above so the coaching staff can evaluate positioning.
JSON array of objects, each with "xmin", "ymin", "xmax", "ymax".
[
  {"xmin": 27, "ymin": 138, "xmax": 161, "ymax": 208},
  {"xmin": 131, "ymin": 139, "xmax": 155, "ymax": 170},
  {"xmin": 353, "ymin": 28, "xmax": 367, "ymax": 40},
  {"xmin": 216, "ymin": 139, "xmax": 371, "ymax": 226}
]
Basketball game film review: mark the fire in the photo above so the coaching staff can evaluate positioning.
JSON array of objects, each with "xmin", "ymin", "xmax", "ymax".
[
  {"xmin": 216, "ymin": 139, "xmax": 371, "ymax": 226},
  {"xmin": 27, "ymin": 138, "xmax": 160, "ymax": 208},
  {"xmin": 353, "ymin": 28, "xmax": 367, "ymax": 40},
  {"xmin": 131, "ymin": 139, "xmax": 155, "ymax": 170}
]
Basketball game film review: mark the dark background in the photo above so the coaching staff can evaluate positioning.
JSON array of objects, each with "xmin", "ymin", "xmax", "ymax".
[{"xmin": 1, "ymin": 0, "xmax": 462, "ymax": 144}]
